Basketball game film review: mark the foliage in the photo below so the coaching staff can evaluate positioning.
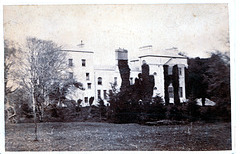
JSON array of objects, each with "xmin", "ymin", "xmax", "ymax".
[
  {"xmin": 17, "ymin": 37, "xmax": 68, "ymax": 122},
  {"xmin": 10, "ymin": 88, "xmax": 33, "ymax": 119},
  {"xmin": 4, "ymin": 40, "xmax": 22, "ymax": 96},
  {"xmin": 185, "ymin": 99, "xmax": 200, "ymax": 121},
  {"xmin": 187, "ymin": 52, "xmax": 230, "ymax": 121},
  {"xmin": 108, "ymin": 88, "xmax": 166, "ymax": 123},
  {"xmin": 187, "ymin": 57, "xmax": 209, "ymax": 105},
  {"xmin": 205, "ymin": 52, "xmax": 230, "ymax": 104},
  {"xmin": 4, "ymin": 40, "xmax": 23, "ymax": 123}
]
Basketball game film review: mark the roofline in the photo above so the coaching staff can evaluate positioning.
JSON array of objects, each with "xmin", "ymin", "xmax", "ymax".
[
  {"xmin": 130, "ymin": 60, "xmax": 139, "ymax": 62},
  {"xmin": 139, "ymin": 55, "xmax": 187, "ymax": 59},
  {"xmin": 61, "ymin": 50, "xmax": 94, "ymax": 53}
]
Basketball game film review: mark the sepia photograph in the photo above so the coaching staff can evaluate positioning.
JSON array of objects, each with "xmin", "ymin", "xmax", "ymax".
[{"xmin": 2, "ymin": 2, "xmax": 234, "ymax": 152}]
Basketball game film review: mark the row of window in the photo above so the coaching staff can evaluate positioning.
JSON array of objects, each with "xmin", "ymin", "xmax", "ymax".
[
  {"xmin": 83, "ymin": 87, "xmax": 182, "ymax": 104},
  {"xmin": 97, "ymin": 89, "xmax": 112, "ymax": 100},
  {"xmin": 168, "ymin": 87, "xmax": 183, "ymax": 98},
  {"xmin": 68, "ymin": 59, "xmax": 86, "ymax": 67},
  {"xmin": 167, "ymin": 67, "xmax": 183, "ymax": 76},
  {"xmin": 69, "ymin": 72, "xmax": 183, "ymax": 98},
  {"xmin": 67, "ymin": 73, "xmax": 115, "ymax": 88},
  {"xmin": 69, "ymin": 74, "xmax": 115, "ymax": 85},
  {"xmin": 68, "ymin": 72, "xmax": 91, "ymax": 81},
  {"xmin": 83, "ymin": 88, "xmax": 183, "ymax": 104},
  {"xmin": 97, "ymin": 77, "xmax": 117, "ymax": 85}
]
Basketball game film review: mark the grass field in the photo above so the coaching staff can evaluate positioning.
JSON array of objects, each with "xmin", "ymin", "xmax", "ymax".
[{"xmin": 5, "ymin": 122, "xmax": 231, "ymax": 151}]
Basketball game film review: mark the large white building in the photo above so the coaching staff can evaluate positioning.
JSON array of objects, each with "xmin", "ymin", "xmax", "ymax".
[{"xmin": 62, "ymin": 47, "xmax": 188, "ymax": 106}]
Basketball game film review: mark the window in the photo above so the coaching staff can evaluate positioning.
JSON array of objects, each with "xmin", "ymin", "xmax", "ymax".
[
  {"xmin": 86, "ymin": 73, "xmax": 90, "ymax": 80},
  {"xmin": 84, "ymin": 97, "xmax": 88, "ymax": 103},
  {"xmin": 130, "ymin": 77, "xmax": 133, "ymax": 85},
  {"xmin": 153, "ymin": 72, "xmax": 157, "ymax": 75},
  {"xmin": 69, "ymin": 72, "xmax": 73, "ymax": 79},
  {"xmin": 104, "ymin": 90, "xmax": 107, "ymax": 99},
  {"xmin": 87, "ymin": 83, "xmax": 91, "ymax": 89},
  {"xmin": 168, "ymin": 86, "xmax": 174, "ymax": 98},
  {"xmin": 68, "ymin": 59, "xmax": 73, "ymax": 67},
  {"xmin": 178, "ymin": 68, "xmax": 182, "ymax": 76},
  {"xmin": 114, "ymin": 77, "xmax": 117, "ymax": 84},
  {"xmin": 82, "ymin": 59, "xmax": 86, "ymax": 67},
  {"xmin": 142, "ymin": 60, "xmax": 146, "ymax": 64},
  {"xmin": 179, "ymin": 87, "xmax": 183, "ymax": 97},
  {"xmin": 97, "ymin": 90, "xmax": 101, "ymax": 99},
  {"xmin": 98, "ymin": 77, "xmax": 102, "ymax": 85},
  {"xmin": 168, "ymin": 66, "xmax": 173, "ymax": 75}
]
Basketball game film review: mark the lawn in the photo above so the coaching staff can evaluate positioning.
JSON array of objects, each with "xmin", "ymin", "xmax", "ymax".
[{"xmin": 5, "ymin": 122, "xmax": 231, "ymax": 151}]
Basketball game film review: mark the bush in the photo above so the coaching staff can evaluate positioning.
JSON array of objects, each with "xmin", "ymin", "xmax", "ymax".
[
  {"xmin": 168, "ymin": 106, "xmax": 185, "ymax": 121},
  {"xmin": 200, "ymin": 106, "xmax": 218, "ymax": 122},
  {"xmin": 108, "ymin": 91, "xmax": 166, "ymax": 123},
  {"xmin": 185, "ymin": 99, "xmax": 200, "ymax": 121}
]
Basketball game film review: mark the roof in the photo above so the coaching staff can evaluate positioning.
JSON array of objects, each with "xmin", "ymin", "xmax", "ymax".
[
  {"xmin": 138, "ymin": 47, "xmax": 187, "ymax": 59},
  {"xmin": 139, "ymin": 54, "xmax": 187, "ymax": 59},
  {"xmin": 61, "ymin": 49, "xmax": 94, "ymax": 54},
  {"xmin": 130, "ymin": 59, "xmax": 139, "ymax": 62}
]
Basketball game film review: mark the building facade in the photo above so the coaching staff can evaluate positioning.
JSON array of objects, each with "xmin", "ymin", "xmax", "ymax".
[{"xmin": 63, "ymin": 48, "xmax": 188, "ymax": 106}]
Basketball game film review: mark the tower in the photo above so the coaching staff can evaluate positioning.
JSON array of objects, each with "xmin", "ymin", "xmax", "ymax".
[{"xmin": 115, "ymin": 48, "xmax": 130, "ymax": 91}]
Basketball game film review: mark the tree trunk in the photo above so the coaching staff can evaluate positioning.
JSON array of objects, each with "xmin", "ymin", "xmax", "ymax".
[{"xmin": 32, "ymin": 90, "xmax": 38, "ymax": 141}]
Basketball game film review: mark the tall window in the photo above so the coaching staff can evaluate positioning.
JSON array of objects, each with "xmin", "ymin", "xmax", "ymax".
[
  {"xmin": 168, "ymin": 86, "xmax": 174, "ymax": 98},
  {"xmin": 87, "ymin": 83, "xmax": 91, "ymax": 89},
  {"xmin": 86, "ymin": 73, "xmax": 90, "ymax": 80},
  {"xmin": 168, "ymin": 66, "xmax": 173, "ymax": 75},
  {"xmin": 114, "ymin": 77, "xmax": 117, "ymax": 84},
  {"xmin": 82, "ymin": 59, "xmax": 86, "ymax": 67},
  {"xmin": 179, "ymin": 87, "xmax": 183, "ymax": 97},
  {"xmin": 84, "ymin": 97, "xmax": 88, "ymax": 103},
  {"xmin": 104, "ymin": 90, "xmax": 107, "ymax": 99},
  {"xmin": 68, "ymin": 59, "xmax": 73, "ymax": 67},
  {"xmin": 178, "ymin": 68, "xmax": 182, "ymax": 76},
  {"xmin": 69, "ymin": 72, "xmax": 73, "ymax": 79},
  {"xmin": 130, "ymin": 77, "xmax": 133, "ymax": 85},
  {"xmin": 98, "ymin": 77, "xmax": 102, "ymax": 85},
  {"xmin": 97, "ymin": 90, "xmax": 101, "ymax": 99}
]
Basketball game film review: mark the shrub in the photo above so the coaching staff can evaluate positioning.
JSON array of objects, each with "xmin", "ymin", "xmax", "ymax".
[{"xmin": 185, "ymin": 99, "xmax": 200, "ymax": 121}]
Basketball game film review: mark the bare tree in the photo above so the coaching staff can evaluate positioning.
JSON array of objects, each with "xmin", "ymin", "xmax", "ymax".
[
  {"xmin": 4, "ymin": 40, "xmax": 22, "ymax": 123},
  {"xmin": 19, "ymin": 37, "xmax": 67, "ymax": 140}
]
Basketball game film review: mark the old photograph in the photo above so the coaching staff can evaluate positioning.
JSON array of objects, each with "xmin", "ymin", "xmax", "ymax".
[{"xmin": 3, "ymin": 4, "xmax": 231, "ymax": 151}]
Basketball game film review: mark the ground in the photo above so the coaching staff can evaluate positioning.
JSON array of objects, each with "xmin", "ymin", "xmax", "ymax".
[{"xmin": 5, "ymin": 122, "xmax": 231, "ymax": 151}]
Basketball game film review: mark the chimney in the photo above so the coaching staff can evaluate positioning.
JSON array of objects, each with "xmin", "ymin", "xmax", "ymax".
[{"xmin": 115, "ymin": 48, "xmax": 128, "ymax": 61}]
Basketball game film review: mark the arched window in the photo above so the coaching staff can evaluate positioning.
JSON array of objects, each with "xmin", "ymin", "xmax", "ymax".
[
  {"xmin": 98, "ymin": 77, "xmax": 102, "ymax": 85},
  {"xmin": 142, "ymin": 60, "xmax": 146, "ymax": 64}
]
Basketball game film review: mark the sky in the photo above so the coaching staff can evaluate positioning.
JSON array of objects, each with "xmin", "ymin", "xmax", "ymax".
[{"xmin": 3, "ymin": 4, "xmax": 229, "ymax": 65}]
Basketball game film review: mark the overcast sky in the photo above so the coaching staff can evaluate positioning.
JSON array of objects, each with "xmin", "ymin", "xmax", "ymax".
[{"xmin": 4, "ymin": 4, "xmax": 229, "ymax": 64}]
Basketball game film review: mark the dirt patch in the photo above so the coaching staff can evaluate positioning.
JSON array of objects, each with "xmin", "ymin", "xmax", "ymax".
[{"xmin": 5, "ymin": 122, "xmax": 231, "ymax": 151}]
